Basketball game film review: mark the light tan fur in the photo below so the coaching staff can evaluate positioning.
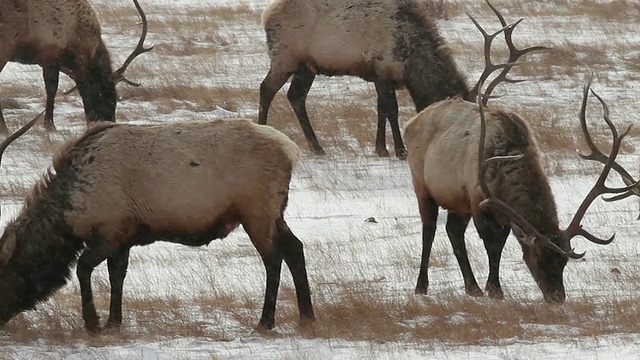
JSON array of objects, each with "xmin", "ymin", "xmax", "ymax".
[
  {"xmin": 263, "ymin": 0, "xmax": 402, "ymax": 79},
  {"xmin": 0, "ymin": 0, "xmax": 101, "ymax": 66},
  {"xmin": 32, "ymin": 119, "xmax": 298, "ymax": 254}
]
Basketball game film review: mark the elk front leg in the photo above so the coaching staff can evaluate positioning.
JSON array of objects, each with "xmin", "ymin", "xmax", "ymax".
[
  {"xmin": 473, "ymin": 210, "xmax": 510, "ymax": 299},
  {"xmin": 415, "ymin": 195, "xmax": 438, "ymax": 294},
  {"xmin": 446, "ymin": 212, "xmax": 482, "ymax": 296},
  {"xmin": 77, "ymin": 246, "xmax": 110, "ymax": 333},
  {"xmin": 276, "ymin": 217, "xmax": 315, "ymax": 325},
  {"xmin": 106, "ymin": 247, "xmax": 131, "ymax": 328}
]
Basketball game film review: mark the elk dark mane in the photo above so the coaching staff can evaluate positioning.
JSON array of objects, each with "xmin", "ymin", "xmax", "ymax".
[
  {"xmin": 395, "ymin": 0, "xmax": 470, "ymax": 108},
  {"xmin": 484, "ymin": 111, "xmax": 560, "ymax": 234},
  {"xmin": 2, "ymin": 167, "xmax": 84, "ymax": 320}
]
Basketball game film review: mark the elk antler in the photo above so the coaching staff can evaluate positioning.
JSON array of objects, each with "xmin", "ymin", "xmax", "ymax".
[
  {"xmin": 111, "ymin": 0, "xmax": 154, "ymax": 87},
  {"xmin": 477, "ymin": 80, "xmax": 636, "ymax": 258},
  {"xmin": 468, "ymin": 1, "xmax": 549, "ymax": 105},
  {"xmin": 0, "ymin": 111, "xmax": 41, "ymax": 263},
  {"xmin": 64, "ymin": 0, "xmax": 154, "ymax": 95},
  {"xmin": 561, "ymin": 80, "xmax": 638, "ymax": 243},
  {"xmin": 577, "ymin": 78, "xmax": 640, "ymax": 206},
  {"xmin": 0, "ymin": 111, "xmax": 43, "ymax": 164}
]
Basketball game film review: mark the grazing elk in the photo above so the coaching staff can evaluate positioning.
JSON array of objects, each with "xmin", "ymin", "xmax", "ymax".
[
  {"xmin": 405, "ymin": 56, "xmax": 634, "ymax": 304},
  {"xmin": 0, "ymin": 117, "xmax": 315, "ymax": 332},
  {"xmin": 0, "ymin": 0, "xmax": 153, "ymax": 132},
  {"xmin": 258, "ymin": 0, "xmax": 544, "ymax": 158}
]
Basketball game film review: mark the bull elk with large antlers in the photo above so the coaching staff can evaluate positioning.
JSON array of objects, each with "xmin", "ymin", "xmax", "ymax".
[
  {"xmin": 0, "ymin": 0, "xmax": 153, "ymax": 132},
  {"xmin": 404, "ymin": 6, "xmax": 635, "ymax": 302}
]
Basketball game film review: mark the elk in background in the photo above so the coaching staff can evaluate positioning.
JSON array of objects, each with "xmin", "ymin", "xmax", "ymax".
[
  {"xmin": 0, "ymin": 117, "xmax": 314, "ymax": 332},
  {"xmin": 0, "ymin": 0, "xmax": 153, "ymax": 132},
  {"xmin": 404, "ymin": 26, "xmax": 635, "ymax": 305},
  {"xmin": 259, "ymin": 0, "xmax": 545, "ymax": 158}
]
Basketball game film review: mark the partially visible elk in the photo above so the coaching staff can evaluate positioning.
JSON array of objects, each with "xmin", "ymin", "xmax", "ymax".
[
  {"xmin": 404, "ymin": 46, "xmax": 634, "ymax": 304},
  {"xmin": 0, "ymin": 117, "xmax": 315, "ymax": 332},
  {"xmin": 258, "ymin": 0, "xmax": 545, "ymax": 158},
  {"xmin": 0, "ymin": 0, "xmax": 153, "ymax": 132}
]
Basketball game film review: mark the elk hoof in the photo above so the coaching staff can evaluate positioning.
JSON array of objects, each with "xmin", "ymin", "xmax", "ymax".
[
  {"xmin": 43, "ymin": 121, "xmax": 56, "ymax": 132},
  {"xmin": 465, "ymin": 286, "xmax": 484, "ymax": 297},
  {"xmin": 84, "ymin": 322, "xmax": 102, "ymax": 334},
  {"xmin": 375, "ymin": 148, "xmax": 390, "ymax": 157},
  {"xmin": 104, "ymin": 320, "xmax": 122, "ymax": 330},
  {"xmin": 487, "ymin": 289, "xmax": 504, "ymax": 299},
  {"xmin": 309, "ymin": 142, "xmax": 326, "ymax": 155},
  {"xmin": 256, "ymin": 317, "xmax": 275, "ymax": 331},
  {"xmin": 414, "ymin": 285, "xmax": 428, "ymax": 295},
  {"xmin": 396, "ymin": 148, "xmax": 408, "ymax": 160},
  {"xmin": 299, "ymin": 315, "xmax": 316, "ymax": 328}
]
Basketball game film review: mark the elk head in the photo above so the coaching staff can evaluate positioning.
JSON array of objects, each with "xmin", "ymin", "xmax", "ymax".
[
  {"xmin": 64, "ymin": 0, "xmax": 154, "ymax": 95},
  {"xmin": 475, "ymin": 80, "xmax": 636, "ymax": 303}
]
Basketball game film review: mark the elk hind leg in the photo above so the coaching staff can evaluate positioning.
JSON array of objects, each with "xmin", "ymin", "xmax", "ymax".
[
  {"xmin": 244, "ymin": 218, "xmax": 284, "ymax": 330},
  {"xmin": 374, "ymin": 81, "xmax": 406, "ymax": 159},
  {"xmin": 105, "ymin": 247, "xmax": 131, "ymax": 328},
  {"xmin": 446, "ymin": 212, "xmax": 482, "ymax": 296},
  {"xmin": 415, "ymin": 195, "xmax": 438, "ymax": 294},
  {"xmin": 276, "ymin": 217, "xmax": 315, "ymax": 325},
  {"xmin": 42, "ymin": 67, "xmax": 59, "ymax": 131},
  {"xmin": 287, "ymin": 67, "xmax": 324, "ymax": 155},
  {"xmin": 76, "ymin": 244, "xmax": 113, "ymax": 333},
  {"xmin": 473, "ymin": 211, "xmax": 510, "ymax": 299}
]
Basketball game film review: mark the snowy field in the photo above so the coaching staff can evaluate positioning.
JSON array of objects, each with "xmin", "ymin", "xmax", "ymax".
[{"xmin": 1, "ymin": 0, "xmax": 640, "ymax": 359}]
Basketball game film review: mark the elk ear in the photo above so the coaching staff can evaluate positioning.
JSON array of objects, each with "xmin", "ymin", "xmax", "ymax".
[{"xmin": 0, "ymin": 233, "xmax": 17, "ymax": 266}]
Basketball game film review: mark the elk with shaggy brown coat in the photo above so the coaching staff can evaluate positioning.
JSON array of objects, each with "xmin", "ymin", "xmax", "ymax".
[
  {"xmin": 404, "ymin": 71, "xmax": 634, "ymax": 302},
  {"xmin": 258, "ymin": 0, "xmax": 544, "ymax": 158},
  {"xmin": 0, "ymin": 117, "xmax": 315, "ymax": 332},
  {"xmin": 0, "ymin": 0, "xmax": 152, "ymax": 132}
]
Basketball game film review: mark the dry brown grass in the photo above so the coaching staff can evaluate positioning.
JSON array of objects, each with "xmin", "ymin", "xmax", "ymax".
[{"xmin": 5, "ymin": 283, "xmax": 640, "ymax": 346}]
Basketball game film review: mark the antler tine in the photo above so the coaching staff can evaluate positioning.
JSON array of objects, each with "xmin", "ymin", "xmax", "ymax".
[
  {"xmin": 0, "ymin": 111, "xmax": 43, "ymax": 166},
  {"xmin": 474, "ymin": 90, "xmax": 581, "ymax": 258},
  {"xmin": 112, "ymin": 0, "xmax": 154, "ymax": 86},
  {"xmin": 467, "ymin": 13, "xmax": 521, "ymax": 104},
  {"xmin": 563, "ymin": 83, "xmax": 634, "ymax": 244},
  {"xmin": 578, "ymin": 80, "xmax": 640, "ymax": 203},
  {"xmin": 482, "ymin": 1, "xmax": 550, "ymax": 102}
]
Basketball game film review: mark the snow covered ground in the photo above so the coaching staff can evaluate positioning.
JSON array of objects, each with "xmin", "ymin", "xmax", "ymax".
[{"xmin": 1, "ymin": 0, "xmax": 639, "ymax": 359}]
